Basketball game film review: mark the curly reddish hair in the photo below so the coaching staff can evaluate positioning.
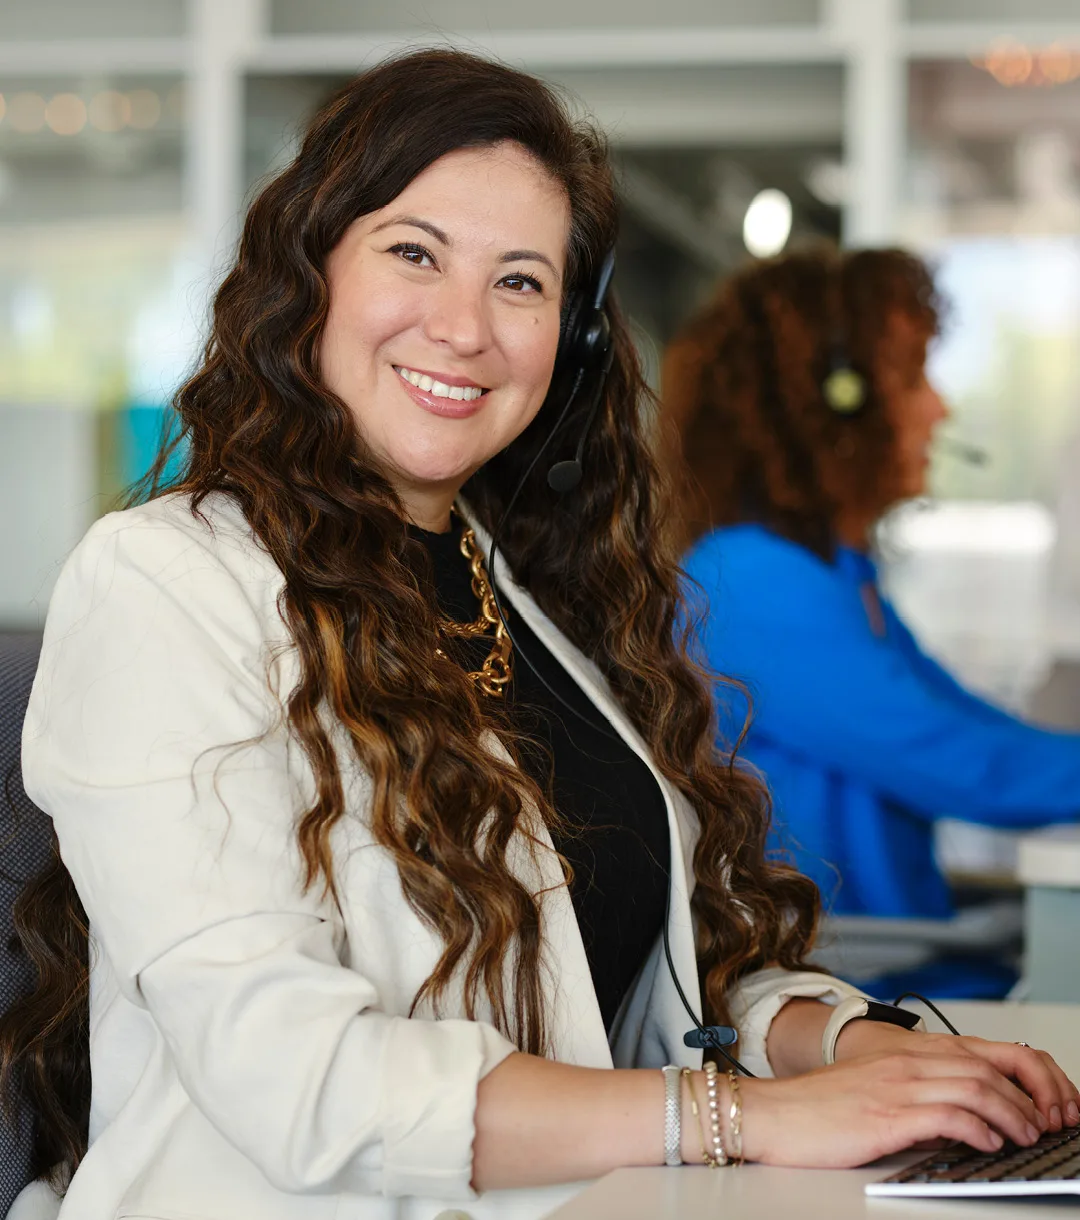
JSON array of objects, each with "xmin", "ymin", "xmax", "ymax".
[{"xmin": 663, "ymin": 246, "xmax": 944, "ymax": 556}]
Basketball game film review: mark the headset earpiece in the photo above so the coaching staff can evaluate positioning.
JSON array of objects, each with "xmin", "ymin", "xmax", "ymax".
[
  {"xmin": 545, "ymin": 250, "xmax": 616, "ymax": 493},
  {"xmin": 822, "ymin": 347, "xmax": 867, "ymax": 416},
  {"xmin": 821, "ymin": 287, "xmax": 867, "ymax": 417}
]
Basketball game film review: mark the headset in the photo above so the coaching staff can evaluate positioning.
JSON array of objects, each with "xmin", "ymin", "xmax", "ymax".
[
  {"xmin": 545, "ymin": 250, "xmax": 618, "ymax": 493},
  {"xmin": 820, "ymin": 287, "xmax": 987, "ymax": 466},
  {"xmin": 820, "ymin": 276, "xmax": 868, "ymax": 418},
  {"xmin": 821, "ymin": 332, "xmax": 869, "ymax": 417}
]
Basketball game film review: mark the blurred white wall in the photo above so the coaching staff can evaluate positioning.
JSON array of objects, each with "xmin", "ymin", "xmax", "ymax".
[{"xmin": 0, "ymin": 406, "xmax": 97, "ymax": 627}]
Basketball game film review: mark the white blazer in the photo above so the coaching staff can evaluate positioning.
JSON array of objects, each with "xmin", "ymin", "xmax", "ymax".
[{"xmin": 14, "ymin": 492, "xmax": 860, "ymax": 1220}]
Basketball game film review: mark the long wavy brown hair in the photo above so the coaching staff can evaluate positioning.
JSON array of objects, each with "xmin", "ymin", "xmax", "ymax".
[
  {"xmin": 663, "ymin": 246, "xmax": 943, "ymax": 556},
  {"xmin": 1, "ymin": 49, "xmax": 820, "ymax": 1188}
]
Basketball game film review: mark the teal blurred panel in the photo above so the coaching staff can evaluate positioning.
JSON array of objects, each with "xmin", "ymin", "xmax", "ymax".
[{"xmin": 120, "ymin": 403, "xmax": 186, "ymax": 489}]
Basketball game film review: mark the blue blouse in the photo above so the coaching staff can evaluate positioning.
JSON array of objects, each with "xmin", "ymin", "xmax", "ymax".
[{"xmin": 683, "ymin": 524, "xmax": 1080, "ymax": 918}]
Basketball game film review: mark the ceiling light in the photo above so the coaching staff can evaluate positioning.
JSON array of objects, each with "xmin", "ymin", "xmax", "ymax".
[{"xmin": 743, "ymin": 189, "xmax": 792, "ymax": 259}]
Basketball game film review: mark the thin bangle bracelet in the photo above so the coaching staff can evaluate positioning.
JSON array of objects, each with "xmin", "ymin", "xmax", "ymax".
[
  {"xmin": 682, "ymin": 1067, "xmax": 718, "ymax": 1168},
  {"xmin": 727, "ymin": 1069, "xmax": 744, "ymax": 1166}
]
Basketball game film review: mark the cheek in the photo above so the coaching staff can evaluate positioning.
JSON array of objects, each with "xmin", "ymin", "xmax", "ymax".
[
  {"xmin": 507, "ymin": 316, "xmax": 561, "ymax": 402},
  {"xmin": 323, "ymin": 277, "xmax": 417, "ymax": 376}
]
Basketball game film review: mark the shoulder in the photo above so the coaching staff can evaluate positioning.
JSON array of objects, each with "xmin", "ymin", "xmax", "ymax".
[
  {"xmin": 65, "ymin": 490, "xmax": 276, "ymax": 586},
  {"xmin": 47, "ymin": 491, "xmax": 286, "ymax": 649},
  {"xmin": 75, "ymin": 490, "xmax": 265, "ymax": 566},
  {"xmin": 684, "ymin": 525, "xmax": 844, "ymax": 601}
]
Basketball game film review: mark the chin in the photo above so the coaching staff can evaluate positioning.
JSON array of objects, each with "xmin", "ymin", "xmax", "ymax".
[{"xmin": 396, "ymin": 461, "xmax": 477, "ymax": 494}]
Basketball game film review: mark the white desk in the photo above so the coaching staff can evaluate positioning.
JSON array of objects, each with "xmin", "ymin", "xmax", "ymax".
[{"xmin": 544, "ymin": 1002, "xmax": 1080, "ymax": 1220}]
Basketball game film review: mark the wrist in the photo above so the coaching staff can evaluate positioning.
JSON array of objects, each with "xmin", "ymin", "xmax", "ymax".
[
  {"xmin": 833, "ymin": 1016, "xmax": 919, "ymax": 1062},
  {"xmin": 823, "ymin": 996, "xmax": 924, "ymax": 1065}
]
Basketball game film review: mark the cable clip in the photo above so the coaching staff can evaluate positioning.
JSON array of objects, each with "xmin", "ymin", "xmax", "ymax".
[{"xmin": 683, "ymin": 1024, "xmax": 739, "ymax": 1050}]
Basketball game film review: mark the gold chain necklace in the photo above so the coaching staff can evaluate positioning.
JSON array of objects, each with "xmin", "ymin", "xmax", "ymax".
[{"xmin": 435, "ymin": 525, "xmax": 513, "ymax": 697}]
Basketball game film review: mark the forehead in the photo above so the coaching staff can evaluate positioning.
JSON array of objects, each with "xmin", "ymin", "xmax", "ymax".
[{"xmin": 361, "ymin": 142, "xmax": 571, "ymax": 266}]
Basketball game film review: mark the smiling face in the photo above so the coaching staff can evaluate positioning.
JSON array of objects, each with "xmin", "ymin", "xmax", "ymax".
[{"xmin": 319, "ymin": 141, "xmax": 571, "ymax": 531}]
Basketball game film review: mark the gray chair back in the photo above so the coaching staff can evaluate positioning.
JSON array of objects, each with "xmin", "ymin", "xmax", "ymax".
[{"xmin": 0, "ymin": 633, "xmax": 50, "ymax": 1216}]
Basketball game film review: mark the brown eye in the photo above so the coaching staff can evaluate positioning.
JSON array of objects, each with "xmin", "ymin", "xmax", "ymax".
[
  {"xmin": 389, "ymin": 242, "xmax": 436, "ymax": 268},
  {"xmin": 500, "ymin": 273, "xmax": 543, "ymax": 294}
]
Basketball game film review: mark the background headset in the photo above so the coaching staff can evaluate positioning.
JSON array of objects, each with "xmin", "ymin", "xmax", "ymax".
[
  {"xmin": 820, "ymin": 274, "xmax": 987, "ymax": 464},
  {"xmin": 821, "ymin": 272, "xmax": 869, "ymax": 418},
  {"xmin": 821, "ymin": 336, "xmax": 868, "ymax": 418}
]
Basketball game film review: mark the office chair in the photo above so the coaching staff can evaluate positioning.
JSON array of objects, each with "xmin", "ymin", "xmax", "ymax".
[{"xmin": 0, "ymin": 633, "xmax": 50, "ymax": 1217}]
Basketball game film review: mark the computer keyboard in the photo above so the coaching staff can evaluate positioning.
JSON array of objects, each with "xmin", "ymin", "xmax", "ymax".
[{"xmin": 866, "ymin": 1124, "xmax": 1080, "ymax": 1197}]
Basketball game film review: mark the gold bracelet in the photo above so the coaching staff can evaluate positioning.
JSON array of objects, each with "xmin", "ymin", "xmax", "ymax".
[
  {"xmin": 703, "ymin": 1060, "xmax": 728, "ymax": 1167},
  {"xmin": 726, "ymin": 1069, "xmax": 744, "ymax": 1167},
  {"xmin": 682, "ymin": 1067, "xmax": 720, "ymax": 1168}
]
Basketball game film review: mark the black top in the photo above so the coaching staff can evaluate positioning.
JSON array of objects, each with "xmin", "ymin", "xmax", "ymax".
[{"xmin": 410, "ymin": 523, "xmax": 671, "ymax": 1032}]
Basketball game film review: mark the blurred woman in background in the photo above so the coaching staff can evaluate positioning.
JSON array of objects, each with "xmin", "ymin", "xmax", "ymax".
[{"xmin": 664, "ymin": 247, "xmax": 1080, "ymax": 964}]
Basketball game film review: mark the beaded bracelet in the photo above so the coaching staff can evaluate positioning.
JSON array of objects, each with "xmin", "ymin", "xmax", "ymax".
[
  {"xmin": 726, "ymin": 1069, "xmax": 744, "ymax": 1166},
  {"xmin": 703, "ymin": 1061, "xmax": 728, "ymax": 1167}
]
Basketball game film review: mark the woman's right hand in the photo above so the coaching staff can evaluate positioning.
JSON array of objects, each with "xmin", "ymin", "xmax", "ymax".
[{"xmin": 732, "ymin": 1047, "xmax": 1050, "ymax": 1167}]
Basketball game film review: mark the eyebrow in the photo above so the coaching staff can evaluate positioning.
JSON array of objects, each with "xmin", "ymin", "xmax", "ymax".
[{"xmin": 370, "ymin": 214, "xmax": 561, "ymax": 281}]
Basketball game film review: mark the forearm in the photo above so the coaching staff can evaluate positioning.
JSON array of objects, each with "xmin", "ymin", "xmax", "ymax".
[
  {"xmin": 471, "ymin": 1054, "xmax": 722, "ymax": 1185},
  {"xmin": 472, "ymin": 1053, "xmax": 668, "ymax": 1190}
]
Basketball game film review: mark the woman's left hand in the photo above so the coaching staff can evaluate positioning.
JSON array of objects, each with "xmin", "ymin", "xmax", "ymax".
[{"xmin": 835, "ymin": 1021, "xmax": 1080, "ymax": 1132}]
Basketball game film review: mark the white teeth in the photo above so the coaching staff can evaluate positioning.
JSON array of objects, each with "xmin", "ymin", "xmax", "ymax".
[{"xmin": 395, "ymin": 366, "xmax": 484, "ymax": 402}]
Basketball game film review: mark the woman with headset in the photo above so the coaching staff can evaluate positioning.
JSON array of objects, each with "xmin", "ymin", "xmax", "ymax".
[
  {"xmin": 3, "ymin": 56, "xmax": 1076, "ymax": 1220},
  {"xmin": 665, "ymin": 248, "xmax": 1080, "ymax": 959}
]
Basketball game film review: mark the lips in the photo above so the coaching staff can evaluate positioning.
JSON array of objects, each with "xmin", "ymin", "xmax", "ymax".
[
  {"xmin": 394, "ymin": 365, "xmax": 488, "ymax": 402},
  {"xmin": 393, "ymin": 365, "xmax": 490, "ymax": 419}
]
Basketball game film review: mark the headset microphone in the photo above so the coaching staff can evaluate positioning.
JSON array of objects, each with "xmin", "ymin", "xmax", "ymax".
[
  {"xmin": 546, "ymin": 342, "xmax": 616, "ymax": 493},
  {"xmin": 937, "ymin": 436, "xmax": 988, "ymax": 466}
]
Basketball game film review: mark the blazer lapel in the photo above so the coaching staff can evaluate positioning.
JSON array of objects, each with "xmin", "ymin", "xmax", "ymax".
[{"xmin": 464, "ymin": 512, "xmax": 705, "ymax": 1068}]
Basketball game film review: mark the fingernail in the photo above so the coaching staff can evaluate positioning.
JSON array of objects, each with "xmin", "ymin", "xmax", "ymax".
[
  {"xmin": 991, "ymin": 1131, "xmax": 1004, "ymax": 1148},
  {"xmin": 1027, "ymin": 1123, "xmax": 1040, "ymax": 1143},
  {"xmin": 1068, "ymin": 1101, "xmax": 1080, "ymax": 1125},
  {"xmin": 1051, "ymin": 1106, "xmax": 1062, "ymax": 1129}
]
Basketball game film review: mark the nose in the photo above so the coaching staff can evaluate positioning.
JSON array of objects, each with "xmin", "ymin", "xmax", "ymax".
[{"xmin": 422, "ymin": 274, "xmax": 494, "ymax": 357}]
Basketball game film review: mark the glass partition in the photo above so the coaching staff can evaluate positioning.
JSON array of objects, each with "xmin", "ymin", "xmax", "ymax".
[
  {"xmin": 881, "ymin": 53, "xmax": 1080, "ymax": 726},
  {"xmin": 0, "ymin": 0, "xmax": 186, "ymax": 40},
  {"xmin": 269, "ymin": 0, "xmax": 819, "ymax": 35},
  {"xmin": 0, "ymin": 72, "xmax": 190, "ymax": 626}
]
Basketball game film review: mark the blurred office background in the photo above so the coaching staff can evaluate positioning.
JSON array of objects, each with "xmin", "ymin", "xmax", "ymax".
[{"xmin": 4, "ymin": 0, "xmax": 1080, "ymax": 876}]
